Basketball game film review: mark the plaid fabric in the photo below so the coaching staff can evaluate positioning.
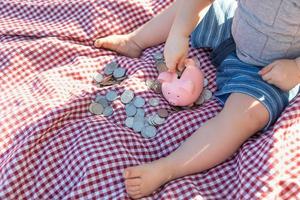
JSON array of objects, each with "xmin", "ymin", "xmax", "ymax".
[{"xmin": 0, "ymin": 0, "xmax": 299, "ymax": 199}]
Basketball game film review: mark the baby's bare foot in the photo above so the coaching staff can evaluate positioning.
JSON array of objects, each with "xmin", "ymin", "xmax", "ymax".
[
  {"xmin": 94, "ymin": 34, "xmax": 143, "ymax": 58},
  {"xmin": 123, "ymin": 159, "xmax": 174, "ymax": 199}
]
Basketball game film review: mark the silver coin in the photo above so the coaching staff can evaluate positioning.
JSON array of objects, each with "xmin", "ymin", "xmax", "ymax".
[
  {"xmin": 89, "ymin": 102, "xmax": 104, "ymax": 115},
  {"xmin": 135, "ymin": 108, "xmax": 145, "ymax": 117},
  {"xmin": 203, "ymin": 89, "xmax": 212, "ymax": 100},
  {"xmin": 153, "ymin": 52, "xmax": 163, "ymax": 61},
  {"xmin": 113, "ymin": 67, "xmax": 126, "ymax": 78},
  {"xmin": 104, "ymin": 61, "xmax": 119, "ymax": 75},
  {"xmin": 107, "ymin": 61, "xmax": 119, "ymax": 68},
  {"xmin": 106, "ymin": 90, "xmax": 118, "ymax": 101},
  {"xmin": 133, "ymin": 96, "xmax": 145, "ymax": 108},
  {"xmin": 132, "ymin": 120, "xmax": 144, "ymax": 132},
  {"xmin": 95, "ymin": 95, "xmax": 109, "ymax": 107},
  {"xmin": 203, "ymin": 78, "xmax": 208, "ymax": 87},
  {"xmin": 133, "ymin": 115, "xmax": 145, "ymax": 124},
  {"xmin": 125, "ymin": 117, "xmax": 134, "ymax": 128},
  {"xmin": 145, "ymin": 79, "xmax": 155, "ymax": 88},
  {"xmin": 93, "ymin": 73, "xmax": 104, "ymax": 83},
  {"xmin": 149, "ymin": 98, "xmax": 160, "ymax": 107},
  {"xmin": 121, "ymin": 90, "xmax": 134, "ymax": 104},
  {"xmin": 195, "ymin": 93, "xmax": 206, "ymax": 105},
  {"xmin": 103, "ymin": 106, "xmax": 114, "ymax": 116},
  {"xmin": 146, "ymin": 114, "xmax": 156, "ymax": 126},
  {"xmin": 153, "ymin": 114, "xmax": 165, "ymax": 125},
  {"xmin": 141, "ymin": 126, "xmax": 157, "ymax": 138},
  {"xmin": 125, "ymin": 104, "xmax": 137, "ymax": 117}
]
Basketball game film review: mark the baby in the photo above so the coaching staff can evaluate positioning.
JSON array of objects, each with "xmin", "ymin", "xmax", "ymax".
[{"xmin": 95, "ymin": 0, "xmax": 300, "ymax": 199}]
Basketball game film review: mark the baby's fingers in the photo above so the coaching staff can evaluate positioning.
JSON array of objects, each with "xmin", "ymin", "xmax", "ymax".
[
  {"xmin": 261, "ymin": 71, "xmax": 274, "ymax": 84},
  {"xmin": 177, "ymin": 57, "xmax": 186, "ymax": 72},
  {"xmin": 165, "ymin": 56, "xmax": 178, "ymax": 72},
  {"xmin": 259, "ymin": 63, "xmax": 275, "ymax": 75}
]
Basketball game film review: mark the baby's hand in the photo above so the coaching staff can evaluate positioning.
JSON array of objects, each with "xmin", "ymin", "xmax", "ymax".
[
  {"xmin": 259, "ymin": 58, "xmax": 300, "ymax": 91},
  {"xmin": 164, "ymin": 34, "xmax": 189, "ymax": 72}
]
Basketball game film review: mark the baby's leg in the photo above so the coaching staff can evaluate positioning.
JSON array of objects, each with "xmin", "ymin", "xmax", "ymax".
[
  {"xmin": 124, "ymin": 93, "xmax": 269, "ymax": 199},
  {"xmin": 94, "ymin": 0, "xmax": 179, "ymax": 57}
]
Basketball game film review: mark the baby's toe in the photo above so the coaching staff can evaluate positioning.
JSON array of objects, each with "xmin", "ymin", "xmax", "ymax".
[
  {"xmin": 124, "ymin": 167, "xmax": 142, "ymax": 179},
  {"xmin": 125, "ymin": 178, "xmax": 142, "ymax": 187},
  {"xmin": 129, "ymin": 192, "xmax": 143, "ymax": 199}
]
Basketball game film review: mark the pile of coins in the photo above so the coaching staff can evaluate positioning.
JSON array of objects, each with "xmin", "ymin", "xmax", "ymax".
[
  {"xmin": 89, "ymin": 54, "xmax": 213, "ymax": 137},
  {"xmin": 89, "ymin": 91, "xmax": 117, "ymax": 116},
  {"xmin": 89, "ymin": 89, "xmax": 169, "ymax": 138},
  {"xmin": 93, "ymin": 61, "xmax": 127, "ymax": 87}
]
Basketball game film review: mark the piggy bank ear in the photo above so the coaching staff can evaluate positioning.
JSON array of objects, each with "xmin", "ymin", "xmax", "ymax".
[
  {"xmin": 157, "ymin": 72, "xmax": 174, "ymax": 83},
  {"xmin": 180, "ymin": 80, "xmax": 194, "ymax": 93}
]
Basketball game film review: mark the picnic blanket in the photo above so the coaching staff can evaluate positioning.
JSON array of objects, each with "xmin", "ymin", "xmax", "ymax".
[{"xmin": 0, "ymin": 0, "xmax": 299, "ymax": 199}]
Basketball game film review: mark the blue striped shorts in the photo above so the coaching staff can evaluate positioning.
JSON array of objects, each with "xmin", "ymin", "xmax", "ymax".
[
  {"xmin": 190, "ymin": 0, "xmax": 300, "ymax": 130},
  {"xmin": 214, "ymin": 53, "xmax": 299, "ymax": 130}
]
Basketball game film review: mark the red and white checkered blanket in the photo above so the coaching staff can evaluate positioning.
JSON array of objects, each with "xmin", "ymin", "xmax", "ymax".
[{"xmin": 1, "ymin": 0, "xmax": 299, "ymax": 199}]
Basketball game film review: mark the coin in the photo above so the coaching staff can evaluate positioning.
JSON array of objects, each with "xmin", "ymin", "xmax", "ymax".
[
  {"xmin": 195, "ymin": 93, "xmax": 205, "ymax": 105},
  {"xmin": 156, "ymin": 61, "xmax": 168, "ymax": 73},
  {"xmin": 133, "ymin": 114, "xmax": 145, "ymax": 124},
  {"xmin": 136, "ymin": 108, "xmax": 145, "ymax": 117},
  {"xmin": 145, "ymin": 80, "xmax": 161, "ymax": 93},
  {"xmin": 132, "ymin": 120, "xmax": 144, "ymax": 132},
  {"xmin": 95, "ymin": 95, "xmax": 109, "ymax": 108},
  {"xmin": 104, "ymin": 61, "xmax": 119, "ymax": 75},
  {"xmin": 145, "ymin": 79, "xmax": 155, "ymax": 88},
  {"xmin": 113, "ymin": 67, "xmax": 126, "ymax": 78},
  {"xmin": 93, "ymin": 73, "xmax": 104, "ymax": 83},
  {"xmin": 153, "ymin": 114, "xmax": 165, "ymax": 125},
  {"xmin": 103, "ymin": 106, "xmax": 114, "ymax": 116},
  {"xmin": 151, "ymin": 81, "xmax": 162, "ymax": 93},
  {"xmin": 125, "ymin": 104, "xmax": 137, "ymax": 117},
  {"xmin": 203, "ymin": 89, "xmax": 212, "ymax": 100},
  {"xmin": 146, "ymin": 114, "xmax": 156, "ymax": 126},
  {"xmin": 153, "ymin": 52, "xmax": 164, "ymax": 61},
  {"xmin": 121, "ymin": 90, "xmax": 134, "ymax": 104},
  {"xmin": 141, "ymin": 126, "xmax": 157, "ymax": 138},
  {"xmin": 89, "ymin": 102, "xmax": 104, "ymax": 115},
  {"xmin": 125, "ymin": 117, "xmax": 134, "ymax": 128},
  {"xmin": 133, "ymin": 96, "xmax": 145, "ymax": 108},
  {"xmin": 149, "ymin": 98, "xmax": 160, "ymax": 107},
  {"xmin": 203, "ymin": 78, "xmax": 208, "ymax": 87},
  {"xmin": 157, "ymin": 108, "xmax": 168, "ymax": 118},
  {"xmin": 106, "ymin": 90, "xmax": 118, "ymax": 101}
]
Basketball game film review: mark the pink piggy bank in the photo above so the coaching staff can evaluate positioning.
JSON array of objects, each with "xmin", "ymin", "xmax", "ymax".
[{"xmin": 157, "ymin": 59, "xmax": 204, "ymax": 107}]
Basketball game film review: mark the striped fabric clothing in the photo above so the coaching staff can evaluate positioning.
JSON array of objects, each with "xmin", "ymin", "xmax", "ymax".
[
  {"xmin": 190, "ymin": 0, "xmax": 237, "ymax": 49},
  {"xmin": 214, "ymin": 53, "xmax": 299, "ymax": 130}
]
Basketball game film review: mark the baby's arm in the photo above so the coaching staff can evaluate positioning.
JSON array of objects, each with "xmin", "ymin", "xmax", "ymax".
[
  {"xmin": 164, "ymin": 0, "xmax": 212, "ymax": 72},
  {"xmin": 259, "ymin": 57, "xmax": 300, "ymax": 91},
  {"xmin": 169, "ymin": 0, "xmax": 212, "ymax": 38}
]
